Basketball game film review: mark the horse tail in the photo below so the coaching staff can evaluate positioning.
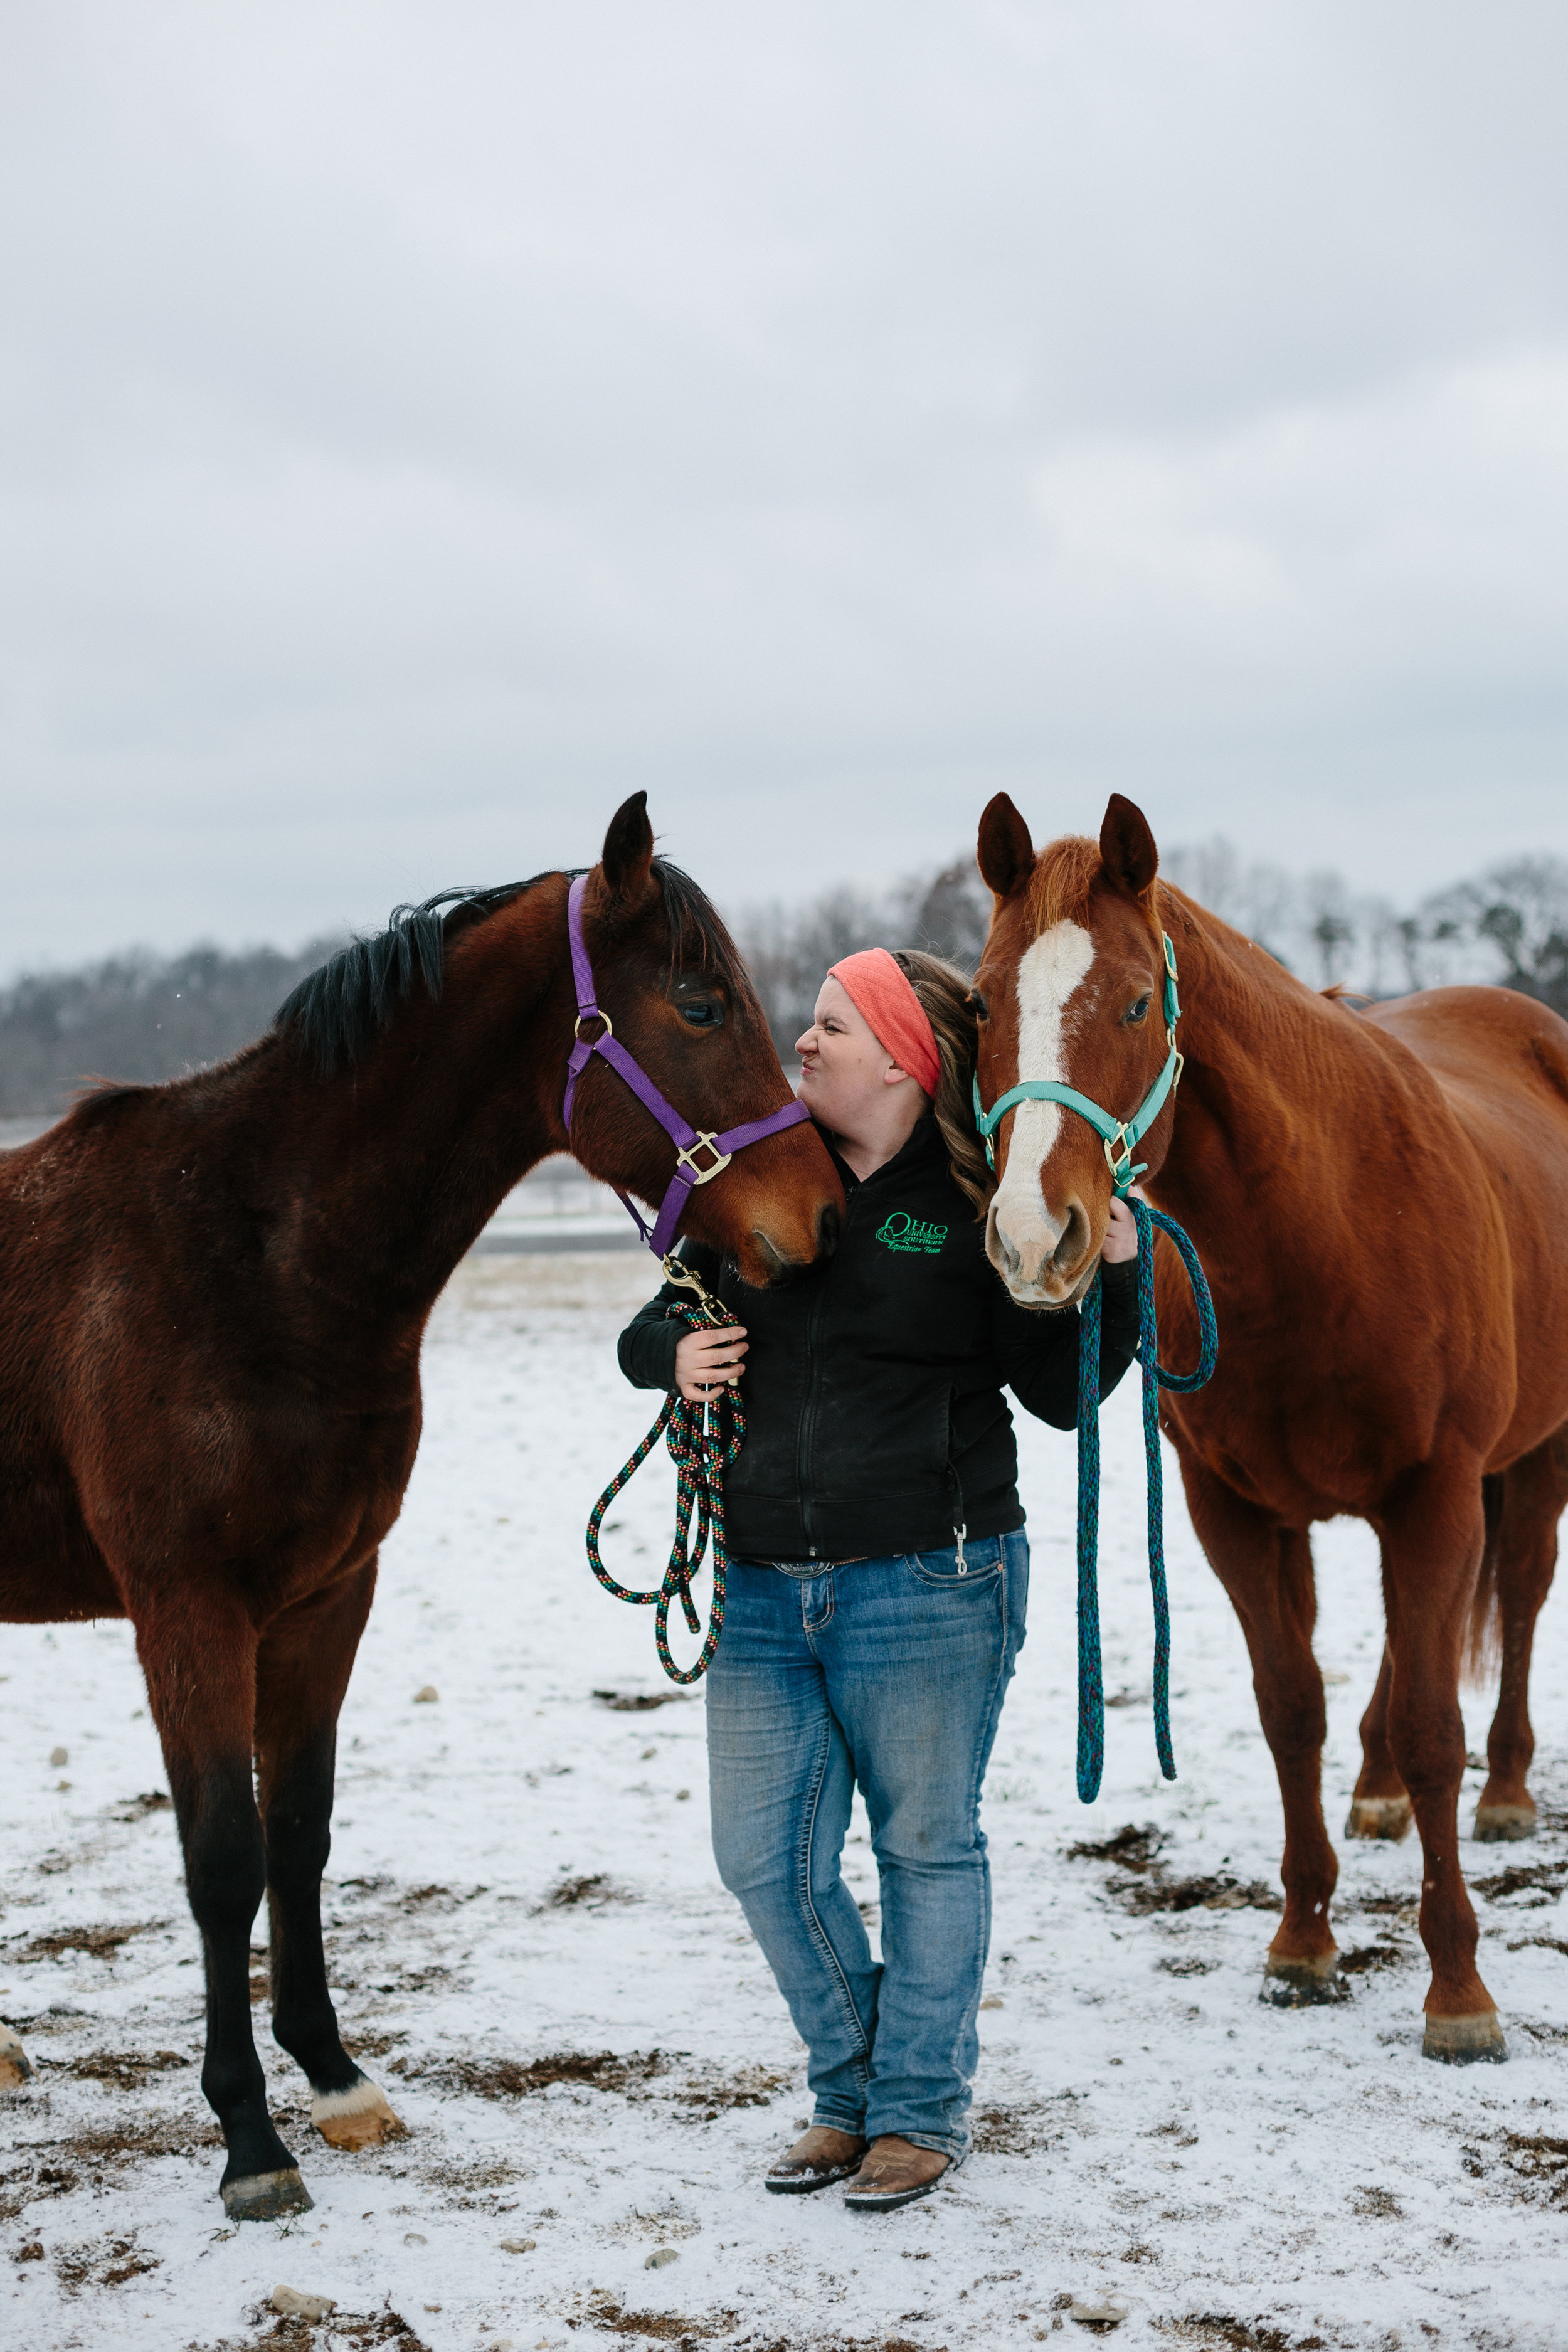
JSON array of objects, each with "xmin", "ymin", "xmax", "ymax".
[{"xmin": 1466, "ymin": 1470, "xmax": 1506, "ymax": 1685}]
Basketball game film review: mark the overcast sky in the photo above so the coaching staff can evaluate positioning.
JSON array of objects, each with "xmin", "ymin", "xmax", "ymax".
[{"xmin": 3, "ymin": 2, "xmax": 1566, "ymax": 971}]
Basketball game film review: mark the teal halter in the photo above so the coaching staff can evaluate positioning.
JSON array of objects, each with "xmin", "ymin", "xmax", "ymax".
[{"xmin": 973, "ymin": 932, "xmax": 1184, "ymax": 1198}]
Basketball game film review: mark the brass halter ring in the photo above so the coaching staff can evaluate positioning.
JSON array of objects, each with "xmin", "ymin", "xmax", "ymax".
[
  {"xmin": 674, "ymin": 1133, "xmax": 733, "ymax": 1185},
  {"xmin": 573, "ymin": 1009, "xmax": 613, "ymax": 1042}
]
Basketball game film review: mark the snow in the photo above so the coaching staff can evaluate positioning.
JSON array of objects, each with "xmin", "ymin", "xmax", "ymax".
[{"xmin": 3, "ymin": 1249, "xmax": 1565, "ymax": 2352}]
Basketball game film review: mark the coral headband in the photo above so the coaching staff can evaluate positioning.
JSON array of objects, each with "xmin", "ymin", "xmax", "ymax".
[{"xmin": 827, "ymin": 949, "xmax": 941, "ymax": 1098}]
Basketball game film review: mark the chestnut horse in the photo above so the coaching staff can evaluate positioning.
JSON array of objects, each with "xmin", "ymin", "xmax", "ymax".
[
  {"xmin": 973, "ymin": 790, "xmax": 1568, "ymax": 2062},
  {"xmin": 0, "ymin": 795, "xmax": 842, "ymax": 2215}
]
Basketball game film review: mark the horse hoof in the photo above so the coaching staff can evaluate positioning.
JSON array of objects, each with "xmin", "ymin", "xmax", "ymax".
[
  {"xmin": 221, "ymin": 2167, "xmax": 315, "ymax": 2220},
  {"xmin": 312, "ymin": 2077, "xmax": 408, "ymax": 2150},
  {"xmin": 0, "ymin": 2025, "xmax": 33, "ymax": 2089},
  {"xmin": 1422, "ymin": 2011, "xmax": 1508, "ymax": 2065},
  {"xmin": 1473, "ymin": 1803, "xmax": 1536, "ymax": 1843},
  {"xmin": 1343, "ymin": 1795, "xmax": 1413, "ymax": 1841},
  {"xmin": 1261, "ymin": 1950, "xmax": 1348, "ymax": 2007}
]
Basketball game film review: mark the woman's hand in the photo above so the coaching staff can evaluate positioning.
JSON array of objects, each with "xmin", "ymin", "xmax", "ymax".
[
  {"xmin": 1101, "ymin": 1193, "xmax": 1141, "ymax": 1264},
  {"xmin": 674, "ymin": 1324, "xmax": 748, "ymax": 1402}
]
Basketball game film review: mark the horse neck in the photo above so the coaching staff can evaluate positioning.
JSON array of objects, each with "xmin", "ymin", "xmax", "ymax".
[
  {"xmin": 1148, "ymin": 886, "xmax": 1386, "ymax": 1251},
  {"xmin": 250, "ymin": 878, "xmax": 578, "ymax": 1315}
]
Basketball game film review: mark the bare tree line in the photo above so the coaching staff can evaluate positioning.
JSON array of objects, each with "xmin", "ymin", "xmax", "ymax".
[
  {"xmin": 734, "ymin": 841, "xmax": 1568, "ymax": 1052},
  {"xmin": 1, "ymin": 841, "xmax": 1564, "ymax": 1116}
]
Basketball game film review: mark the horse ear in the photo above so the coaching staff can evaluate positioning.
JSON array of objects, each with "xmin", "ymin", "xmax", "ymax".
[
  {"xmin": 600, "ymin": 791, "xmax": 655, "ymax": 903},
  {"xmin": 977, "ymin": 794, "xmax": 1036, "ymax": 900},
  {"xmin": 1099, "ymin": 793, "xmax": 1159, "ymax": 898}
]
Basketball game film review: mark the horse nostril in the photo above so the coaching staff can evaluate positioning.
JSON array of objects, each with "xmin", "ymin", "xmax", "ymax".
[
  {"xmin": 752, "ymin": 1230, "xmax": 787, "ymax": 1283},
  {"xmin": 816, "ymin": 1202, "xmax": 840, "ymax": 1259},
  {"xmin": 1051, "ymin": 1204, "xmax": 1089, "ymax": 1276}
]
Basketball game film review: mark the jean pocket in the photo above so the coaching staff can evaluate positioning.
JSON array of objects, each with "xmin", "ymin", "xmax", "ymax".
[{"xmin": 908, "ymin": 1535, "xmax": 1004, "ymax": 1587}]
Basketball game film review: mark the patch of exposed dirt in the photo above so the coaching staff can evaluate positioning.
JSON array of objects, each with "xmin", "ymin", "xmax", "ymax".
[
  {"xmin": 1350, "ymin": 2185, "xmax": 1402, "ymax": 2217},
  {"xmin": 1352, "ymin": 1892, "xmax": 1419, "ymax": 1920},
  {"xmin": 1068, "ymin": 1821, "xmax": 1164, "ymax": 1872},
  {"xmin": 1472, "ymin": 1858, "xmax": 1568, "ymax": 1904},
  {"xmin": 347, "ymin": 2028, "xmax": 410, "ymax": 2060},
  {"xmin": 1505, "ymin": 1934, "xmax": 1568, "ymax": 1957},
  {"xmin": 6, "ymin": 1920, "xmax": 164, "ymax": 1964},
  {"xmin": 672, "ymin": 2063, "xmax": 792, "ymax": 2116},
  {"xmin": 370, "ymin": 1963, "xmax": 455, "ymax": 1996},
  {"xmin": 398, "ymin": 2048, "xmax": 674, "ymax": 2099},
  {"xmin": 393, "ymin": 1884, "xmax": 485, "ymax": 1915},
  {"xmin": 1147, "ymin": 2121, "xmax": 1199, "ymax": 2148},
  {"xmin": 539, "ymin": 1873, "xmax": 637, "ymax": 1911},
  {"xmin": 66, "ymin": 2048, "xmax": 191, "ymax": 2090},
  {"xmin": 0, "ymin": 2159, "xmax": 78, "ymax": 2221},
  {"xmin": 23, "ymin": 2115, "xmax": 220, "ymax": 2179},
  {"xmin": 741, "ymin": 2341, "xmax": 940, "ymax": 2352},
  {"xmin": 54, "ymin": 2233, "xmax": 161, "ymax": 2292},
  {"xmin": 968, "ymin": 2102, "xmax": 1066, "ymax": 2156},
  {"xmin": 1157, "ymin": 2321, "xmax": 1326, "ymax": 2352},
  {"xmin": 196, "ymin": 2309, "xmax": 432, "ymax": 2351},
  {"xmin": 1157, "ymin": 1956, "xmax": 1218, "ymax": 1976},
  {"xmin": 1496, "ymin": 2132, "xmax": 1568, "ymax": 2208},
  {"xmin": 114, "ymin": 1791, "xmax": 172, "ymax": 1821},
  {"xmin": 1066, "ymin": 1823, "xmax": 1281, "ymax": 1915},
  {"xmin": 1338, "ymin": 1942, "xmax": 1414, "ymax": 1976},
  {"xmin": 740, "ymin": 2341, "xmax": 941, "ymax": 2352},
  {"xmin": 592, "ymin": 1688, "xmax": 691, "ymax": 1712},
  {"xmin": 1118, "ymin": 1874, "xmax": 1281, "ymax": 1916},
  {"xmin": 571, "ymin": 2297, "xmax": 737, "ymax": 2343}
]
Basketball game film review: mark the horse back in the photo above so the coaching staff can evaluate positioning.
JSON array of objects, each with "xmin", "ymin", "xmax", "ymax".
[{"xmin": 1364, "ymin": 983, "xmax": 1568, "ymax": 1463}]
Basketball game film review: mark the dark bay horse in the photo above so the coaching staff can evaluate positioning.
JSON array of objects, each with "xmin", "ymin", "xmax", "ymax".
[
  {"xmin": 973, "ymin": 790, "xmax": 1568, "ymax": 2062},
  {"xmin": 0, "ymin": 794, "xmax": 842, "ymax": 2214}
]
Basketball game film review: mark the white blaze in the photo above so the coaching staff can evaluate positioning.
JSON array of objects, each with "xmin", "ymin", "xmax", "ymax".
[{"xmin": 990, "ymin": 920, "xmax": 1095, "ymax": 1277}]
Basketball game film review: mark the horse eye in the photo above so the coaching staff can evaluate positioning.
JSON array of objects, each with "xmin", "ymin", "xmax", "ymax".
[
  {"xmin": 967, "ymin": 991, "xmax": 990, "ymax": 1022},
  {"xmin": 680, "ymin": 1000, "xmax": 721, "ymax": 1028},
  {"xmin": 1125, "ymin": 995, "xmax": 1150, "ymax": 1024}
]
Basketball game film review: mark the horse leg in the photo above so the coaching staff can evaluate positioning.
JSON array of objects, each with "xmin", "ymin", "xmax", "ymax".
[
  {"xmin": 1379, "ymin": 1458, "xmax": 1505, "ymax": 2063},
  {"xmin": 1345, "ymin": 1640, "xmax": 1413, "ymax": 1840},
  {"xmin": 1177, "ymin": 1452, "xmax": 1340, "ymax": 2001},
  {"xmin": 1474, "ymin": 1431, "xmax": 1568, "ymax": 1842},
  {"xmin": 135, "ymin": 1592, "xmax": 312, "ymax": 2216},
  {"xmin": 255, "ymin": 1560, "xmax": 405, "ymax": 2150}
]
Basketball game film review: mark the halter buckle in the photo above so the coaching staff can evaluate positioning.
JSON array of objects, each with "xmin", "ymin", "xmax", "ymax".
[
  {"xmin": 574, "ymin": 1009, "xmax": 613, "ymax": 1043},
  {"xmin": 675, "ymin": 1133, "xmax": 732, "ymax": 1185},
  {"xmin": 1103, "ymin": 1125, "xmax": 1135, "ymax": 1187}
]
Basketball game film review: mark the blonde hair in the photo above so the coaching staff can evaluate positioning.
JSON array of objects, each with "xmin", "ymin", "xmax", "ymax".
[{"xmin": 889, "ymin": 948, "xmax": 993, "ymax": 1218}]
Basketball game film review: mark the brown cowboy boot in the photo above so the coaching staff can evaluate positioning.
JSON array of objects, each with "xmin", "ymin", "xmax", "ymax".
[
  {"xmin": 765, "ymin": 2126, "xmax": 869, "ymax": 2195},
  {"xmin": 842, "ymin": 2135, "xmax": 951, "ymax": 2213}
]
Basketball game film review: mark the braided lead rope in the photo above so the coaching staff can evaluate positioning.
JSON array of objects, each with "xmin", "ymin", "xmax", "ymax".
[
  {"xmin": 1074, "ymin": 1200, "xmax": 1219, "ymax": 1802},
  {"xmin": 586, "ymin": 1270, "xmax": 743, "ymax": 1685}
]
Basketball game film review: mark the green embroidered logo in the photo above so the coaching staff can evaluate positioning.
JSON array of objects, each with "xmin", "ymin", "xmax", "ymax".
[{"xmin": 874, "ymin": 1210, "xmax": 948, "ymax": 1256}]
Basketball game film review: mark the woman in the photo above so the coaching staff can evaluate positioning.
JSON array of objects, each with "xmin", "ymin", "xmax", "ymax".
[{"xmin": 617, "ymin": 947, "xmax": 1140, "ymax": 2212}]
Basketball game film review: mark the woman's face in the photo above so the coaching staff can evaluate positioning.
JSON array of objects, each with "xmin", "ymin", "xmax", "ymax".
[{"xmin": 795, "ymin": 975, "xmax": 903, "ymax": 1131}]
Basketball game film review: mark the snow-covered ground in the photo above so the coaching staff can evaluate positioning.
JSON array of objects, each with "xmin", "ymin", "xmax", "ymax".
[{"xmin": 3, "ymin": 1251, "xmax": 1565, "ymax": 2352}]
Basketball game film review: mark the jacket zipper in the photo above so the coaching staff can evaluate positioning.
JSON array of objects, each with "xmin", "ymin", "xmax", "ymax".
[{"xmin": 797, "ymin": 1192, "xmax": 850, "ymax": 1555}]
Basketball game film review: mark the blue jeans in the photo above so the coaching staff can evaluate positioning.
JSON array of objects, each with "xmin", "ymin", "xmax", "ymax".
[{"xmin": 704, "ymin": 1531, "xmax": 1029, "ymax": 2161}]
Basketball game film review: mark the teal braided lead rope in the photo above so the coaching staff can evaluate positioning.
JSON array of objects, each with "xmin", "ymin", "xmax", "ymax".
[
  {"xmin": 1074, "ymin": 1202, "xmax": 1219, "ymax": 1803},
  {"xmin": 1075, "ymin": 1276, "xmax": 1107, "ymax": 1802},
  {"xmin": 586, "ymin": 1295, "xmax": 743, "ymax": 1685}
]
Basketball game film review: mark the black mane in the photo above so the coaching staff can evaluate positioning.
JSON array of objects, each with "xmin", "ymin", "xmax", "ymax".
[{"xmin": 274, "ymin": 859, "xmax": 756, "ymax": 1074}]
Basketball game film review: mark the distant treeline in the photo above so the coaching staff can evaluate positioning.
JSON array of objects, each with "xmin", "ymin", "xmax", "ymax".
[
  {"xmin": 734, "ymin": 842, "xmax": 1568, "ymax": 1052},
  {"xmin": 0, "ymin": 941, "xmax": 339, "ymax": 1116},
  {"xmin": 2, "ymin": 843, "xmax": 1564, "ymax": 1114}
]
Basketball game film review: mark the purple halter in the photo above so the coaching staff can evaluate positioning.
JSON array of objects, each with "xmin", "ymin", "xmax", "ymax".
[{"xmin": 562, "ymin": 874, "xmax": 812, "ymax": 1261}]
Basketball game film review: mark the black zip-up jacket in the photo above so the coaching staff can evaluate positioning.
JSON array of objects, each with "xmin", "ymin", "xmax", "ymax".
[{"xmin": 617, "ymin": 1115, "xmax": 1140, "ymax": 1562}]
